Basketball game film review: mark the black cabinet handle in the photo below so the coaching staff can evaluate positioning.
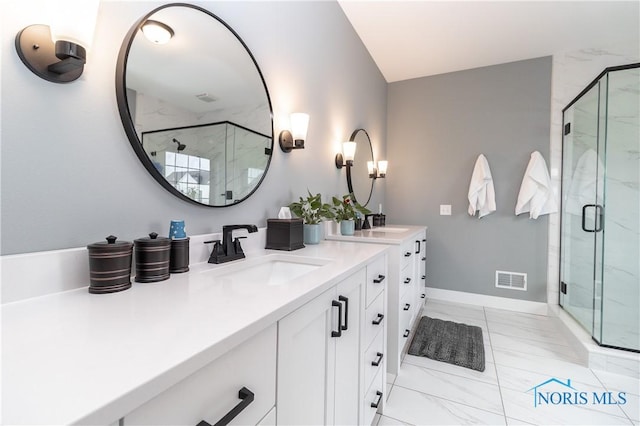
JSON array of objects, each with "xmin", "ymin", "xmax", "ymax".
[
  {"xmin": 339, "ymin": 295, "xmax": 349, "ymax": 331},
  {"xmin": 196, "ymin": 387, "xmax": 254, "ymax": 426},
  {"xmin": 415, "ymin": 240, "xmax": 421, "ymax": 254},
  {"xmin": 404, "ymin": 278, "xmax": 411, "ymax": 284},
  {"xmin": 403, "ymin": 303, "xmax": 410, "ymax": 311},
  {"xmin": 372, "ymin": 313, "xmax": 384, "ymax": 325},
  {"xmin": 371, "ymin": 391, "xmax": 383, "ymax": 408},
  {"xmin": 331, "ymin": 300, "xmax": 342, "ymax": 337},
  {"xmin": 372, "ymin": 352, "xmax": 384, "ymax": 367},
  {"xmin": 421, "ymin": 293, "xmax": 426, "ymax": 299},
  {"xmin": 373, "ymin": 274, "xmax": 386, "ymax": 283},
  {"xmin": 422, "ymin": 275, "xmax": 426, "ymax": 280},
  {"xmin": 404, "ymin": 252, "xmax": 411, "ymax": 257},
  {"xmin": 421, "ymin": 257, "xmax": 426, "ymax": 261},
  {"xmin": 403, "ymin": 329, "xmax": 410, "ymax": 338},
  {"xmin": 422, "ymin": 238, "xmax": 426, "ymax": 242}
]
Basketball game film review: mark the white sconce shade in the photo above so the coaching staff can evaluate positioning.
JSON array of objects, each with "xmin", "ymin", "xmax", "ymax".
[
  {"xmin": 279, "ymin": 112, "xmax": 310, "ymax": 152},
  {"xmin": 367, "ymin": 161, "xmax": 377, "ymax": 178},
  {"xmin": 142, "ymin": 20, "xmax": 175, "ymax": 45},
  {"xmin": 49, "ymin": 0, "xmax": 101, "ymax": 49},
  {"xmin": 342, "ymin": 141, "xmax": 357, "ymax": 164},
  {"xmin": 378, "ymin": 160, "xmax": 388, "ymax": 177},
  {"xmin": 290, "ymin": 113, "xmax": 310, "ymax": 146}
]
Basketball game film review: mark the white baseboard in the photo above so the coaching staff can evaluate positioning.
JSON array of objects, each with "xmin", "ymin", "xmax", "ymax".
[{"xmin": 425, "ymin": 287, "xmax": 549, "ymax": 315}]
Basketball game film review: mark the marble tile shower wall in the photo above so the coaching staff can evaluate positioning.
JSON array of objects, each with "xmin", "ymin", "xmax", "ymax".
[
  {"xmin": 548, "ymin": 44, "xmax": 640, "ymax": 308},
  {"xmin": 600, "ymin": 68, "xmax": 639, "ymax": 350}
]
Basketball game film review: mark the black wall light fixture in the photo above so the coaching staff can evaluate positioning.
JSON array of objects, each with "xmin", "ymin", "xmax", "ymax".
[
  {"xmin": 335, "ymin": 141, "xmax": 357, "ymax": 169},
  {"xmin": 14, "ymin": 2, "xmax": 100, "ymax": 83},
  {"xmin": 367, "ymin": 160, "xmax": 388, "ymax": 179},
  {"xmin": 279, "ymin": 113, "xmax": 310, "ymax": 152}
]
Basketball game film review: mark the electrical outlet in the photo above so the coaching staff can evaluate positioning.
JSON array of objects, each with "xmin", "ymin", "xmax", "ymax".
[{"xmin": 440, "ymin": 204, "xmax": 452, "ymax": 215}]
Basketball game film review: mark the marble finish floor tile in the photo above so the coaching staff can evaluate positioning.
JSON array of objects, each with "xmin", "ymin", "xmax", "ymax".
[
  {"xmin": 489, "ymin": 332, "xmax": 580, "ymax": 363},
  {"xmin": 487, "ymin": 320, "xmax": 568, "ymax": 345},
  {"xmin": 424, "ymin": 300, "xmax": 486, "ymax": 321},
  {"xmin": 484, "ymin": 308, "xmax": 560, "ymax": 332},
  {"xmin": 376, "ymin": 414, "xmax": 411, "ymax": 425},
  {"xmin": 403, "ymin": 353, "xmax": 498, "ymax": 386},
  {"xmin": 384, "ymin": 384, "xmax": 506, "ymax": 425},
  {"xmin": 395, "ymin": 363, "xmax": 504, "ymax": 415}
]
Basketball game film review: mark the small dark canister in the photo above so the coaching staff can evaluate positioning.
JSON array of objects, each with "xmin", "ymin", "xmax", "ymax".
[
  {"xmin": 87, "ymin": 235, "xmax": 133, "ymax": 294},
  {"xmin": 134, "ymin": 232, "xmax": 171, "ymax": 283},
  {"xmin": 170, "ymin": 237, "xmax": 190, "ymax": 273}
]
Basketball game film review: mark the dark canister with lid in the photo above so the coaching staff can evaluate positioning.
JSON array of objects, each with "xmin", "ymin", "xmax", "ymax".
[
  {"xmin": 134, "ymin": 232, "xmax": 171, "ymax": 282},
  {"xmin": 170, "ymin": 237, "xmax": 190, "ymax": 273},
  {"xmin": 87, "ymin": 235, "xmax": 133, "ymax": 294}
]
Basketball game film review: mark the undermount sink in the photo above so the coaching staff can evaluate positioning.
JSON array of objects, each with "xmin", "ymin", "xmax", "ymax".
[
  {"xmin": 369, "ymin": 227, "xmax": 408, "ymax": 234},
  {"xmin": 202, "ymin": 254, "xmax": 330, "ymax": 286}
]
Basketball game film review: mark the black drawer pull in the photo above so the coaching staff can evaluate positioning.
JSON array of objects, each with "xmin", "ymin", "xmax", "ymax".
[
  {"xmin": 422, "ymin": 257, "xmax": 426, "ymax": 261},
  {"xmin": 372, "ymin": 313, "xmax": 384, "ymax": 325},
  {"xmin": 372, "ymin": 352, "xmax": 384, "ymax": 367},
  {"xmin": 331, "ymin": 300, "xmax": 342, "ymax": 337},
  {"xmin": 415, "ymin": 240, "xmax": 421, "ymax": 254},
  {"xmin": 404, "ymin": 252, "xmax": 411, "ymax": 257},
  {"xmin": 371, "ymin": 391, "xmax": 383, "ymax": 408},
  {"xmin": 403, "ymin": 303, "xmax": 410, "ymax": 311},
  {"xmin": 403, "ymin": 329, "xmax": 410, "ymax": 338},
  {"xmin": 422, "ymin": 275, "xmax": 426, "ymax": 280},
  {"xmin": 373, "ymin": 274, "xmax": 386, "ymax": 283},
  {"xmin": 197, "ymin": 387, "xmax": 254, "ymax": 426},
  {"xmin": 422, "ymin": 238, "xmax": 426, "ymax": 242},
  {"xmin": 404, "ymin": 278, "xmax": 411, "ymax": 284},
  {"xmin": 421, "ymin": 293, "xmax": 426, "ymax": 299},
  {"xmin": 339, "ymin": 295, "xmax": 349, "ymax": 331}
]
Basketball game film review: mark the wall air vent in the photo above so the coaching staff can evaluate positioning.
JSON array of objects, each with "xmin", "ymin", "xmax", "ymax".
[{"xmin": 495, "ymin": 270, "xmax": 527, "ymax": 291}]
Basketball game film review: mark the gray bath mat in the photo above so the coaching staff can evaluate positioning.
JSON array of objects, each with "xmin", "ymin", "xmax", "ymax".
[{"xmin": 408, "ymin": 316, "xmax": 485, "ymax": 372}]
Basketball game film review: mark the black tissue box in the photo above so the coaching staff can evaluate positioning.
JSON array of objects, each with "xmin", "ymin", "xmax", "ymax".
[{"xmin": 265, "ymin": 218, "xmax": 304, "ymax": 251}]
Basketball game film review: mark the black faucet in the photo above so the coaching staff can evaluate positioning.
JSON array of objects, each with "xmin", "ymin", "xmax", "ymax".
[{"xmin": 205, "ymin": 224, "xmax": 258, "ymax": 264}]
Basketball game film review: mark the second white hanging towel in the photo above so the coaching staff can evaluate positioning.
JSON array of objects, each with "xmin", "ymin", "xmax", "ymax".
[
  {"xmin": 515, "ymin": 151, "xmax": 558, "ymax": 219},
  {"xmin": 468, "ymin": 154, "xmax": 496, "ymax": 218}
]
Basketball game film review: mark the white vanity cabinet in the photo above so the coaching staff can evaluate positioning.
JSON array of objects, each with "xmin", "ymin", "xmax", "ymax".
[
  {"xmin": 326, "ymin": 226, "xmax": 427, "ymax": 378},
  {"xmin": 277, "ymin": 254, "xmax": 387, "ymax": 425},
  {"xmin": 122, "ymin": 324, "xmax": 277, "ymax": 426}
]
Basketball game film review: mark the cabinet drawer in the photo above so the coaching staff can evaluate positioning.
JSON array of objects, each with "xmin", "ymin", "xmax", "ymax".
[
  {"xmin": 362, "ymin": 368, "xmax": 384, "ymax": 426},
  {"xmin": 400, "ymin": 263, "xmax": 415, "ymax": 299},
  {"xmin": 363, "ymin": 327, "xmax": 384, "ymax": 390},
  {"xmin": 365, "ymin": 255, "xmax": 387, "ymax": 307},
  {"xmin": 400, "ymin": 240, "xmax": 415, "ymax": 269},
  {"xmin": 124, "ymin": 324, "xmax": 277, "ymax": 426},
  {"xmin": 364, "ymin": 291, "xmax": 385, "ymax": 348}
]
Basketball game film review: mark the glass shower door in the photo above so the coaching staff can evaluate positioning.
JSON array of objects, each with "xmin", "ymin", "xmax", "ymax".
[{"xmin": 560, "ymin": 82, "xmax": 603, "ymax": 334}]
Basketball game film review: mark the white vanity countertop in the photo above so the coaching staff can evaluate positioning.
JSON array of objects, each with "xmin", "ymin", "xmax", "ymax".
[
  {"xmin": 1, "ymin": 240, "xmax": 388, "ymax": 425},
  {"xmin": 326, "ymin": 224, "xmax": 427, "ymax": 245}
]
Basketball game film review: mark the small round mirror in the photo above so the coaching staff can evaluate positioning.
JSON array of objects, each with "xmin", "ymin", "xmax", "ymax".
[
  {"xmin": 347, "ymin": 129, "xmax": 374, "ymax": 206},
  {"xmin": 116, "ymin": 4, "xmax": 273, "ymax": 207}
]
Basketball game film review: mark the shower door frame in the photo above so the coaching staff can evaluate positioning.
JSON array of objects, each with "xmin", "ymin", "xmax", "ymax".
[{"xmin": 559, "ymin": 62, "xmax": 640, "ymax": 354}]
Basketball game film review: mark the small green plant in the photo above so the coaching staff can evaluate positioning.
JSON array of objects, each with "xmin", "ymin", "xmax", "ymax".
[
  {"xmin": 330, "ymin": 193, "xmax": 371, "ymax": 223},
  {"xmin": 289, "ymin": 191, "xmax": 333, "ymax": 224}
]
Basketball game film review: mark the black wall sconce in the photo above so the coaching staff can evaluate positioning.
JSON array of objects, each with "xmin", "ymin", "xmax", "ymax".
[
  {"xmin": 279, "ymin": 113, "xmax": 310, "ymax": 152},
  {"xmin": 335, "ymin": 141, "xmax": 357, "ymax": 169},
  {"xmin": 367, "ymin": 160, "xmax": 388, "ymax": 179},
  {"xmin": 14, "ymin": 2, "xmax": 100, "ymax": 83}
]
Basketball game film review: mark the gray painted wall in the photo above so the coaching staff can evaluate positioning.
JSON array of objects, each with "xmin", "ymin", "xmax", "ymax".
[
  {"xmin": 0, "ymin": 1, "xmax": 387, "ymax": 254},
  {"xmin": 386, "ymin": 57, "xmax": 552, "ymax": 302}
]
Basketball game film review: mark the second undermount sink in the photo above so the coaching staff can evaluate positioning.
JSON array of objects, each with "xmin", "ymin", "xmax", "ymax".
[
  {"xmin": 203, "ymin": 254, "xmax": 330, "ymax": 286},
  {"xmin": 369, "ymin": 227, "xmax": 408, "ymax": 234}
]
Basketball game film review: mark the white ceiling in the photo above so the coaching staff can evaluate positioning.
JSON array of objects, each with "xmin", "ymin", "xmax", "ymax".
[{"xmin": 338, "ymin": 0, "xmax": 640, "ymax": 82}]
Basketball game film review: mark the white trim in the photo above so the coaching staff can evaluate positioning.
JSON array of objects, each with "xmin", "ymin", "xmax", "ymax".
[{"xmin": 425, "ymin": 287, "xmax": 548, "ymax": 315}]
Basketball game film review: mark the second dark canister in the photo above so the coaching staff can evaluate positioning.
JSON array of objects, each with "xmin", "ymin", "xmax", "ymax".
[{"xmin": 134, "ymin": 232, "xmax": 171, "ymax": 282}]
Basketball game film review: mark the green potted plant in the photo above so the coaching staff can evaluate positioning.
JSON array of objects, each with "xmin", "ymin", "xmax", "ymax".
[
  {"xmin": 289, "ymin": 191, "xmax": 333, "ymax": 244},
  {"xmin": 330, "ymin": 193, "xmax": 371, "ymax": 236}
]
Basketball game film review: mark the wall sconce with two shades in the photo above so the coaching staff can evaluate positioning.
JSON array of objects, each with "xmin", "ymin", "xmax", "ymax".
[{"xmin": 336, "ymin": 142, "xmax": 388, "ymax": 180}]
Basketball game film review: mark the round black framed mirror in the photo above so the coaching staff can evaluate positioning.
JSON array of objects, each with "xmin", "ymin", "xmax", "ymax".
[
  {"xmin": 346, "ymin": 128, "xmax": 374, "ymax": 206},
  {"xmin": 116, "ymin": 4, "xmax": 274, "ymax": 207}
]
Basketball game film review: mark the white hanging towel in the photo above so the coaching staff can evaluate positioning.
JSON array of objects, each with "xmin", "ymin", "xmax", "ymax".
[
  {"xmin": 515, "ymin": 151, "xmax": 558, "ymax": 219},
  {"xmin": 467, "ymin": 154, "xmax": 496, "ymax": 218}
]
